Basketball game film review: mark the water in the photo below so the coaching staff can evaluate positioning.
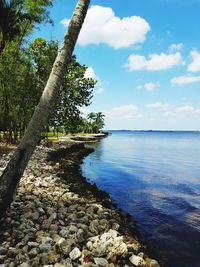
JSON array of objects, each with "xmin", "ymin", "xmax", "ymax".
[{"xmin": 81, "ymin": 131, "xmax": 200, "ymax": 267}]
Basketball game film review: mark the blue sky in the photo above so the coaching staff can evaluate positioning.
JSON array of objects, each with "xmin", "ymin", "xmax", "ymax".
[{"xmin": 33, "ymin": 0, "xmax": 200, "ymax": 130}]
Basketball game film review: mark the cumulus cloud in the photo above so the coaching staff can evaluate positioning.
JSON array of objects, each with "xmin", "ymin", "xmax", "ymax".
[
  {"xmin": 106, "ymin": 104, "xmax": 141, "ymax": 119},
  {"xmin": 187, "ymin": 50, "xmax": 200, "ymax": 72},
  {"xmin": 61, "ymin": 5, "xmax": 150, "ymax": 49},
  {"xmin": 146, "ymin": 102, "xmax": 170, "ymax": 110},
  {"xmin": 84, "ymin": 67, "xmax": 96, "ymax": 79},
  {"xmin": 169, "ymin": 43, "xmax": 183, "ymax": 52},
  {"xmin": 171, "ymin": 75, "xmax": 200, "ymax": 85},
  {"xmin": 137, "ymin": 81, "xmax": 159, "ymax": 92},
  {"xmin": 60, "ymin": 18, "xmax": 70, "ymax": 27},
  {"xmin": 125, "ymin": 52, "xmax": 184, "ymax": 71},
  {"xmin": 84, "ymin": 67, "xmax": 104, "ymax": 94},
  {"xmin": 164, "ymin": 105, "xmax": 200, "ymax": 117},
  {"xmin": 175, "ymin": 105, "xmax": 194, "ymax": 112}
]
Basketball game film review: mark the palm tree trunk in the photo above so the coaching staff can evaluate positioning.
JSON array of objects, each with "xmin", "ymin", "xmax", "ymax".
[{"xmin": 0, "ymin": 0, "xmax": 90, "ymax": 218}]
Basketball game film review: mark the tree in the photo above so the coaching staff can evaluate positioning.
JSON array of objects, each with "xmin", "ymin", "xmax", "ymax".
[
  {"xmin": 84, "ymin": 112, "xmax": 105, "ymax": 133},
  {"xmin": 0, "ymin": 0, "xmax": 91, "ymax": 217},
  {"xmin": 0, "ymin": 0, "xmax": 53, "ymax": 54}
]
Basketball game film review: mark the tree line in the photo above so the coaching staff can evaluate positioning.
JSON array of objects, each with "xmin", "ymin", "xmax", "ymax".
[
  {"xmin": 0, "ymin": 0, "xmax": 94, "ymax": 217},
  {"xmin": 0, "ymin": 0, "xmax": 105, "ymax": 144}
]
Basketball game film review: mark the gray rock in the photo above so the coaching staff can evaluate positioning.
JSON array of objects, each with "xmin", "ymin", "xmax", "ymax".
[
  {"xmin": 28, "ymin": 248, "xmax": 38, "ymax": 258},
  {"xmin": 0, "ymin": 247, "xmax": 7, "ymax": 255},
  {"xmin": 69, "ymin": 247, "xmax": 81, "ymax": 260},
  {"xmin": 27, "ymin": 242, "xmax": 39, "ymax": 248},
  {"xmin": 68, "ymin": 225, "xmax": 78, "ymax": 234},
  {"xmin": 60, "ymin": 228, "xmax": 69, "ymax": 238},
  {"xmin": 94, "ymin": 257, "xmax": 108, "ymax": 266},
  {"xmin": 41, "ymin": 236, "xmax": 53, "ymax": 244},
  {"xmin": 39, "ymin": 243, "xmax": 52, "ymax": 252}
]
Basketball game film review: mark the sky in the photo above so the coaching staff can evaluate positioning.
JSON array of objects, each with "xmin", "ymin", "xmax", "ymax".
[{"xmin": 32, "ymin": 0, "xmax": 200, "ymax": 130}]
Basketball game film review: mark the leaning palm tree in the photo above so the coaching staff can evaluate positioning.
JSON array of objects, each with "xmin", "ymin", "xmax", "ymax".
[
  {"xmin": 0, "ymin": 0, "xmax": 90, "ymax": 217},
  {"xmin": 0, "ymin": 0, "xmax": 30, "ymax": 54}
]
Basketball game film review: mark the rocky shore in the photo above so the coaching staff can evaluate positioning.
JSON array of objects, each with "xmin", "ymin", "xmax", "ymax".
[{"xmin": 0, "ymin": 140, "xmax": 160, "ymax": 267}]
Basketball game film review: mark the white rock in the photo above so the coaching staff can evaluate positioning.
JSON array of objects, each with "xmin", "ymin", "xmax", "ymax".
[
  {"xmin": 86, "ymin": 241, "xmax": 93, "ymax": 250},
  {"xmin": 94, "ymin": 257, "xmax": 108, "ymax": 266},
  {"xmin": 129, "ymin": 255, "xmax": 144, "ymax": 266},
  {"xmin": 69, "ymin": 247, "xmax": 81, "ymax": 260}
]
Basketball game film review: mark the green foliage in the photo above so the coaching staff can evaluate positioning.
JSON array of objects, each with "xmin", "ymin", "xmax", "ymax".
[
  {"xmin": 0, "ymin": 0, "xmax": 53, "ymax": 54},
  {"xmin": 81, "ymin": 112, "xmax": 105, "ymax": 133},
  {"xmin": 0, "ymin": 37, "xmax": 98, "ymax": 142}
]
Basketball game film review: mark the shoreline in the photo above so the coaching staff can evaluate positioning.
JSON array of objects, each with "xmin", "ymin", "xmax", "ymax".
[{"xmin": 0, "ymin": 139, "xmax": 161, "ymax": 267}]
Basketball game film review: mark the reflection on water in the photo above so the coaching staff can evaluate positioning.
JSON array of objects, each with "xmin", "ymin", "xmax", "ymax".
[{"xmin": 82, "ymin": 131, "xmax": 200, "ymax": 267}]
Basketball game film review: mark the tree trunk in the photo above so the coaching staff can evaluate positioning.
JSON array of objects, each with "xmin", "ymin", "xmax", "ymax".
[{"xmin": 0, "ymin": 0, "xmax": 90, "ymax": 218}]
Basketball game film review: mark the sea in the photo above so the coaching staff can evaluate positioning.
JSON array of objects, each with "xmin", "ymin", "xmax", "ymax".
[{"xmin": 81, "ymin": 131, "xmax": 200, "ymax": 267}]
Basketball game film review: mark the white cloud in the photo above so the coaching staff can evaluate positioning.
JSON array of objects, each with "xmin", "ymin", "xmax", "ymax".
[
  {"xmin": 137, "ymin": 81, "xmax": 159, "ymax": 92},
  {"xmin": 187, "ymin": 50, "xmax": 200, "ymax": 72},
  {"xmin": 171, "ymin": 75, "xmax": 200, "ymax": 85},
  {"xmin": 60, "ymin": 18, "xmax": 70, "ymax": 27},
  {"xmin": 61, "ymin": 5, "xmax": 150, "ymax": 49},
  {"xmin": 84, "ymin": 67, "xmax": 96, "ymax": 79},
  {"xmin": 164, "ymin": 105, "xmax": 199, "ymax": 117},
  {"xmin": 146, "ymin": 102, "xmax": 170, "ymax": 110},
  {"xmin": 175, "ymin": 105, "xmax": 194, "ymax": 112},
  {"xmin": 169, "ymin": 43, "xmax": 183, "ymax": 52},
  {"xmin": 106, "ymin": 104, "xmax": 141, "ymax": 119},
  {"xmin": 84, "ymin": 67, "xmax": 104, "ymax": 94},
  {"xmin": 125, "ymin": 52, "xmax": 184, "ymax": 71}
]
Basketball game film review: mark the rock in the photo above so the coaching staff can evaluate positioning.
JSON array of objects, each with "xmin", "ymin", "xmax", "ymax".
[
  {"xmin": 86, "ymin": 241, "xmax": 93, "ymax": 251},
  {"xmin": 68, "ymin": 225, "xmax": 78, "ymax": 234},
  {"xmin": 49, "ymin": 212, "xmax": 57, "ymax": 220},
  {"xmin": 129, "ymin": 255, "xmax": 145, "ymax": 266},
  {"xmin": 148, "ymin": 259, "xmax": 160, "ymax": 267},
  {"xmin": 60, "ymin": 228, "xmax": 69, "ymax": 238},
  {"xmin": 18, "ymin": 263, "xmax": 30, "ymax": 267},
  {"xmin": 94, "ymin": 257, "xmax": 108, "ymax": 266},
  {"xmin": 28, "ymin": 248, "xmax": 38, "ymax": 258},
  {"xmin": 27, "ymin": 242, "xmax": 39, "ymax": 248},
  {"xmin": 48, "ymin": 250, "xmax": 59, "ymax": 263},
  {"xmin": 68, "ymin": 204, "xmax": 78, "ymax": 212},
  {"xmin": 0, "ymin": 247, "xmax": 7, "ymax": 255},
  {"xmin": 39, "ymin": 242, "xmax": 52, "ymax": 252},
  {"xmin": 31, "ymin": 211, "xmax": 40, "ymax": 221},
  {"xmin": 69, "ymin": 247, "xmax": 81, "ymax": 260},
  {"xmin": 41, "ymin": 236, "xmax": 53, "ymax": 244}
]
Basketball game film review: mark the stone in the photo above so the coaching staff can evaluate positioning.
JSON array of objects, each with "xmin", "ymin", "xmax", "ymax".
[
  {"xmin": 148, "ymin": 259, "xmax": 160, "ymax": 267},
  {"xmin": 39, "ymin": 242, "xmax": 52, "ymax": 252},
  {"xmin": 18, "ymin": 263, "xmax": 30, "ymax": 267},
  {"xmin": 41, "ymin": 236, "xmax": 53, "ymax": 244},
  {"xmin": 27, "ymin": 242, "xmax": 39, "ymax": 248},
  {"xmin": 60, "ymin": 228, "xmax": 69, "ymax": 238},
  {"xmin": 28, "ymin": 248, "xmax": 38, "ymax": 258},
  {"xmin": 48, "ymin": 250, "xmax": 59, "ymax": 263},
  {"xmin": 129, "ymin": 255, "xmax": 144, "ymax": 266},
  {"xmin": 94, "ymin": 257, "xmax": 108, "ymax": 266},
  {"xmin": 86, "ymin": 241, "xmax": 93, "ymax": 251},
  {"xmin": 69, "ymin": 247, "xmax": 81, "ymax": 260},
  {"xmin": 68, "ymin": 225, "xmax": 78, "ymax": 234},
  {"xmin": 0, "ymin": 247, "xmax": 7, "ymax": 255}
]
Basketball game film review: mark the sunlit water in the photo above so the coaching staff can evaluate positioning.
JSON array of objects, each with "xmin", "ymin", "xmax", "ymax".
[{"xmin": 81, "ymin": 131, "xmax": 200, "ymax": 267}]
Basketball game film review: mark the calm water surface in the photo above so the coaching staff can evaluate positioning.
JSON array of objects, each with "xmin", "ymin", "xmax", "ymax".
[{"xmin": 81, "ymin": 131, "xmax": 200, "ymax": 267}]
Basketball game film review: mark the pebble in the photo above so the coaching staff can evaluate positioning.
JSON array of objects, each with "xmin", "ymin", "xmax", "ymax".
[
  {"xmin": 0, "ymin": 145, "xmax": 160, "ymax": 267},
  {"xmin": 94, "ymin": 257, "xmax": 108, "ymax": 266},
  {"xmin": 129, "ymin": 254, "xmax": 145, "ymax": 266},
  {"xmin": 69, "ymin": 247, "xmax": 81, "ymax": 260}
]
